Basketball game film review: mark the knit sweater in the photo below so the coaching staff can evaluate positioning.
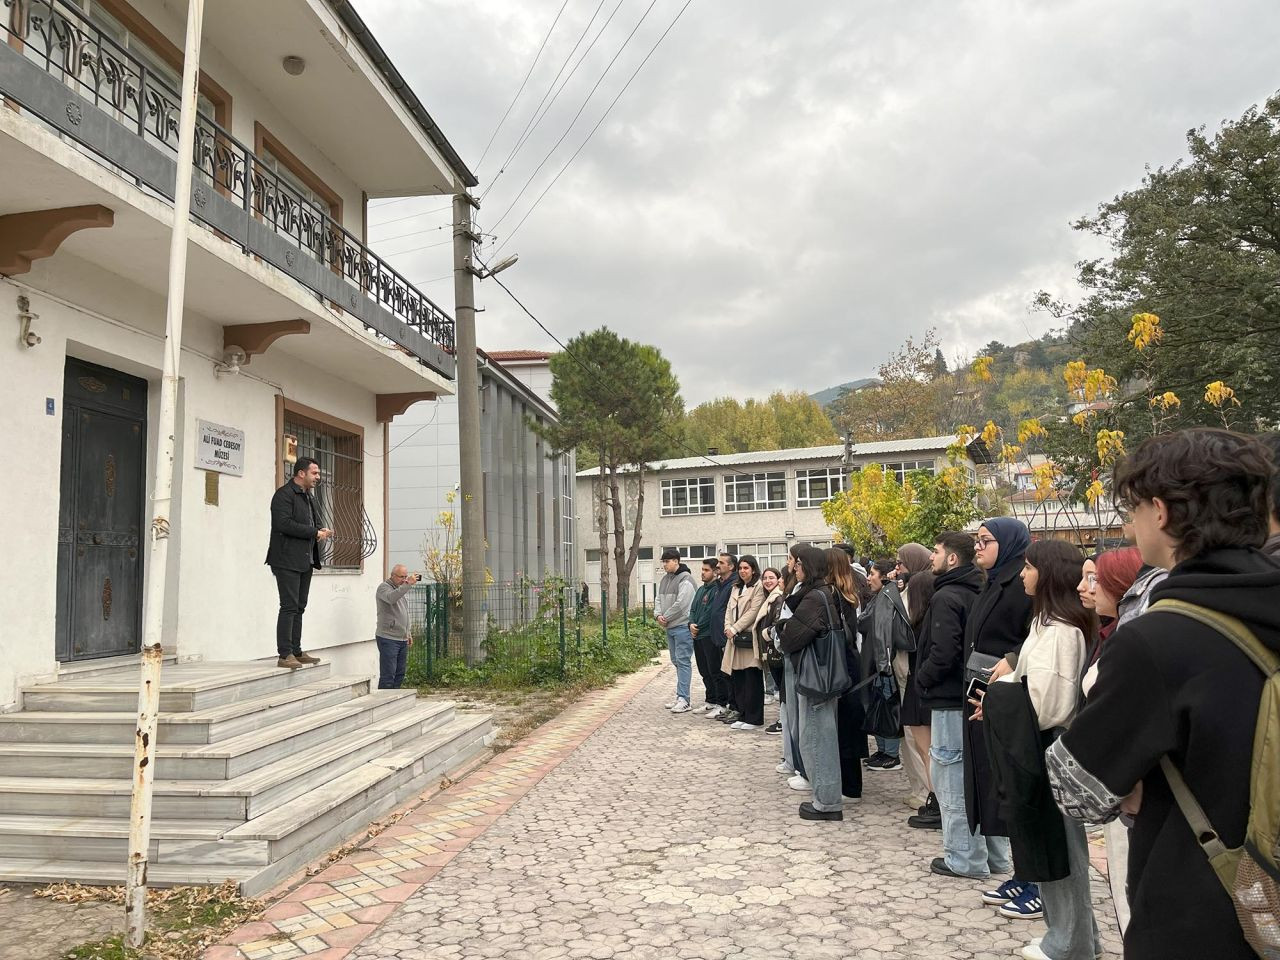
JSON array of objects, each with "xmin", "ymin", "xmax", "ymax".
[{"xmin": 998, "ymin": 616, "xmax": 1086, "ymax": 731}]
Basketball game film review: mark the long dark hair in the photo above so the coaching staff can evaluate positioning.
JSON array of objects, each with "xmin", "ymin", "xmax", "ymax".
[
  {"xmin": 737, "ymin": 554, "xmax": 760, "ymax": 588},
  {"xmin": 793, "ymin": 545, "xmax": 830, "ymax": 600},
  {"xmin": 1025, "ymin": 539, "xmax": 1096, "ymax": 641},
  {"xmin": 825, "ymin": 547, "xmax": 859, "ymax": 606}
]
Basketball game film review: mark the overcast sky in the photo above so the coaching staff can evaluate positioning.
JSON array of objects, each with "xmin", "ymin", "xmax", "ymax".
[{"xmin": 360, "ymin": 0, "xmax": 1280, "ymax": 406}]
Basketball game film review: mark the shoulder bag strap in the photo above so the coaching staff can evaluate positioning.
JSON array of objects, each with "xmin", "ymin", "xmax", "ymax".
[{"xmin": 1148, "ymin": 599, "xmax": 1276, "ymax": 873}]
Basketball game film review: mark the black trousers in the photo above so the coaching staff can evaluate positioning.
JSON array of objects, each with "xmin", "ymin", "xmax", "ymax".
[
  {"xmin": 837, "ymin": 686, "xmax": 868, "ymax": 799},
  {"xmin": 731, "ymin": 666, "xmax": 764, "ymax": 726},
  {"xmin": 694, "ymin": 633, "xmax": 731, "ymax": 706},
  {"xmin": 769, "ymin": 663, "xmax": 785, "ymax": 702},
  {"xmin": 272, "ymin": 566, "xmax": 313, "ymax": 657}
]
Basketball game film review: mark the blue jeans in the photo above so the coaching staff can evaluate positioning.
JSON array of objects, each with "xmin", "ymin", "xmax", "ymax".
[
  {"xmin": 931, "ymin": 707, "xmax": 1011, "ymax": 877},
  {"xmin": 376, "ymin": 636, "xmax": 408, "ymax": 689},
  {"xmin": 799, "ymin": 692, "xmax": 842, "ymax": 812},
  {"xmin": 665, "ymin": 624, "xmax": 693, "ymax": 702}
]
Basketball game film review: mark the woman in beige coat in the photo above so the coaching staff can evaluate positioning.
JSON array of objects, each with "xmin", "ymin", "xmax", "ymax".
[{"xmin": 719, "ymin": 555, "xmax": 767, "ymax": 729}]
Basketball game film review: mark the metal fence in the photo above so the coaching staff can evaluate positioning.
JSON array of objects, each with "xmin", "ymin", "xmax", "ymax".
[{"xmin": 404, "ymin": 581, "xmax": 663, "ymax": 686}]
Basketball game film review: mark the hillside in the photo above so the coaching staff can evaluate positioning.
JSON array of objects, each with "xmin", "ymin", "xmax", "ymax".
[{"xmin": 810, "ymin": 378, "xmax": 879, "ymax": 408}]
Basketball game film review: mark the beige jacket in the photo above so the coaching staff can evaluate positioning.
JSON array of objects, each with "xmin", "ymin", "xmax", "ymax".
[{"xmin": 720, "ymin": 578, "xmax": 766, "ymax": 674}]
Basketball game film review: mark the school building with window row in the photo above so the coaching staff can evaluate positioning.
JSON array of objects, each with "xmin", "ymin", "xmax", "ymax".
[{"xmin": 575, "ymin": 435, "xmax": 987, "ymax": 601}]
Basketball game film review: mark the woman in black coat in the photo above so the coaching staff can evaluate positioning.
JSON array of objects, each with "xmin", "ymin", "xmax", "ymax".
[{"xmin": 962, "ymin": 518, "xmax": 1033, "ymax": 867}]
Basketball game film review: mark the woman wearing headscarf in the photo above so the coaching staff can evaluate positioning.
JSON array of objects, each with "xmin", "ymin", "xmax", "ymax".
[
  {"xmin": 948, "ymin": 520, "xmax": 1034, "ymax": 892},
  {"xmin": 896, "ymin": 542, "xmax": 937, "ymax": 815},
  {"xmin": 720, "ymin": 555, "xmax": 766, "ymax": 729}
]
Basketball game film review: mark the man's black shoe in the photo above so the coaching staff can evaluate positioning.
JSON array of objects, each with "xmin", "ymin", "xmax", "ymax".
[
  {"xmin": 799, "ymin": 802, "xmax": 843, "ymax": 821},
  {"xmin": 930, "ymin": 857, "xmax": 981, "ymax": 879},
  {"xmin": 908, "ymin": 811, "xmax": 942, "ymax": 830},
  {"xmin": 864, "ymin": 751, "xmax": 886, "ymax": 768}
]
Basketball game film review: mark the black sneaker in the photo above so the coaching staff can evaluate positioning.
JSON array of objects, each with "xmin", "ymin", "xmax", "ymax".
[
  {"xmin": 765, "ymin": 721, "xmax": 782, "ymax": 734},
  {"xmin": 718, "ymin": 709, "xmax": 742, "ymax": 724},
  {"xmin": 872, "ymin": 754, "xmax": 902, "ymax": 772},
  {"xmin": 864, "ymin": 751, "xmax": 887, "ymax": 768}
]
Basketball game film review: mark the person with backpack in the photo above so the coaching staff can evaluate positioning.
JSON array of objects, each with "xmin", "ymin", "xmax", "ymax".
[{"xmin": 1047, "ymin": 429, "xmax": 1280, "ymax": 960}]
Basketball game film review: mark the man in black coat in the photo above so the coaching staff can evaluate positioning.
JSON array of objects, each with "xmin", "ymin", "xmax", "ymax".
[
  {"xmin": 702, "ymin": 551, "xmax": 738, "ymax": 719},
  {"xmin": 1048, "ymin": 429, "xmax": 1280, "ymax": 960},
  {"xmin": 913, "ymin": 533, "xmax": 985, "ymax": 872},
  {"xmin": 265, "ymin": 457, "xmax": 331, "ymax": 668}
]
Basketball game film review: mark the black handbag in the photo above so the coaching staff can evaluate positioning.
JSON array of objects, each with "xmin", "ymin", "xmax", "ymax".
[
  {"xmin": 794, "ymin": 589, "xmax": 853, "ymax": 702},
  {"xmin": 863, "ymin": 678, "xmax": 902, "ymax": 738},
  {"xmin": 732, "ymin": 631, "xmax": 755, "ymax": 649},
  {"xmin": 965, "ymin": 651, "xmax": 1001, "ymax": 684}
]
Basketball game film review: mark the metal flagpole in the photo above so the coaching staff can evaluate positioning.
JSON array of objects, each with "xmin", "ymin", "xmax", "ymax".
[{"xmin": 125, "ymin": 0, "xmax": 205, "ymax": 946}]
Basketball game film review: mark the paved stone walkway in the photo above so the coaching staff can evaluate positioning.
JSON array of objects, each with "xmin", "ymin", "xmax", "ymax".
[{"xmin": 212, "ymin": 663, "xmax": 1124, "ymax": 960}]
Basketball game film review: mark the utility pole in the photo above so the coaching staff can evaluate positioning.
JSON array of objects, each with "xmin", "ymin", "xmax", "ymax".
[
  {"xmin": 452, "ymin": 194, "xmax": 485, "ymax": 664},
  {"xmin": 126, "ymin": 0, "xmax": 204, "ymax": 946},
  {"xmin": 842, "ymin": 431, "xmax": 853, "ymax": 475}
]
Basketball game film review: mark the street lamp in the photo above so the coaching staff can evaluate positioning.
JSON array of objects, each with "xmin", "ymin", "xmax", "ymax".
[{"xmin": 468, "ymin": 253, "xmax": 518, "ymax": 280}]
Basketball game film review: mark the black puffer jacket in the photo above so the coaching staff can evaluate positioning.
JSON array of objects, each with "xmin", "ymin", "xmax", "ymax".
[{"xmin": 914, "ymin": 564, "xmax": 984, "ymax": 710}]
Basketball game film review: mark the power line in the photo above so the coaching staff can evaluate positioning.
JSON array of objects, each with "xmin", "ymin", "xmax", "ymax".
[
  {"xmin": 367, "ymin": 205, "xmax": 453, "ymax": 229},
  {"xmin": 478, "ymin": 256, "xmax": 763, "ymax": 479},
  {"xmin": 485, "ymin": 0, "xmax": 616, "ymax": 197},
  {"xmin": 381, "ymin": 238, "xmax": 454, "ymax": 257},
  {"xmin": 474, "ymin": 0, "xmax": 573, "ymax": 173},
  {"xmin": 486, "ymin": 0, "xmax": 663, "ymax": 234},
  {"xmin": 371, "ymin": 221, "xmax": 452, "ymax": 245},
  {"xmin": 493, "ymin": 0, "xmax": 695, "ymax": 256}
]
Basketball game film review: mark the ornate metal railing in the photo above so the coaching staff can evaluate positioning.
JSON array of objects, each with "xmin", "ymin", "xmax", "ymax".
[{"xmin": 2, "ymin": 0, "xmax": 455, "ymax": 372}]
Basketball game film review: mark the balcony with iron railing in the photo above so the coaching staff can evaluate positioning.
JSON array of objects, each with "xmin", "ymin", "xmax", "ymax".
[{"xmin": 0, "ymin": 0, "xmax": 456, "ymax": 380}]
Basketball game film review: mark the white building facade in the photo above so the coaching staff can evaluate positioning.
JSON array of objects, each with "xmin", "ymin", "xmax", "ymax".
[
  {"xmin": 388, "ymin": 350, "xmax": 576, "ymax": 585},
  {"xmin": 576, "ymin": 436, "xmax": 983, "ymax": 601},
  {"xmin": 0, "ymin": 0, "xmax": 474, "ymax": 708}
]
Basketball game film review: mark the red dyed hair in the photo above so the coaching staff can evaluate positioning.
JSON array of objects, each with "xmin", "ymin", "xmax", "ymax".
[{"xmin": 1095, "ymin": 546, "xmax": 1143, "ymax": 605}]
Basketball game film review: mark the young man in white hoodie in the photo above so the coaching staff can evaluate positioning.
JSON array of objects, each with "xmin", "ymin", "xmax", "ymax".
[{"xmin": 655, "ymin": 548, "xmax": 697, "ymax": 713}]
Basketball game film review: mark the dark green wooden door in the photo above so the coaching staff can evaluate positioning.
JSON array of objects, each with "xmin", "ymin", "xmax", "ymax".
[{"xmin": 56, "ymin": 358, "xmax": 147, "ymax": 662}]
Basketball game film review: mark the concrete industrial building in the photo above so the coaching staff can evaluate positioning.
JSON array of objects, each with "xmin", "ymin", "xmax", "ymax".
[{"xmin": 388, "ymin": 350, "xmax": 576, "ymax": 585}]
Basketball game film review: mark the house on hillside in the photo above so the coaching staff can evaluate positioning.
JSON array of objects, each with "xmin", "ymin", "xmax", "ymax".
[
  {"xmin": 388, "ymin": 349, "xmax": 576, "ymax": 586},
  {"xmin": 575, "ymin": 435, "xmax": 990, "ymax": 603},
  {"xmin": 0, "ymin": 0, "xmax": 476, "ymax": 709}
]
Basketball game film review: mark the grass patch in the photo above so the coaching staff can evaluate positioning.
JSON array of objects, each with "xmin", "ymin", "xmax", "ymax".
[{"xmin": 41, "ymin": 880, "xmax": 263, "ymax": 960}]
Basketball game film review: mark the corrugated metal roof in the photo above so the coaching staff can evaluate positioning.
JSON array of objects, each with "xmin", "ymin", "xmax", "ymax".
[{"xmin": 576, "ymin": 435, "xmax": 966, "ymax": 477}]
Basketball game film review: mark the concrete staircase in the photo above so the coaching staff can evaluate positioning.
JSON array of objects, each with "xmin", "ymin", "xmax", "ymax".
[{"xmin": 0, "ymin": 660, "xmax": 492, "ymax": 896}]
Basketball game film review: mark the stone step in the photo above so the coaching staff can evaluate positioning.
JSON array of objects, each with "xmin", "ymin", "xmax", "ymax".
[
  {"xmin": 0, "ymin": 715, "xmax": 493, "ymax": 890},
  {"xmin": 21, "ymin": 660, "xmax": 332, "ymax": 713},
  {"xmin": 0, "ymin": 701, "xmax": 463, "ymax": 819},
  {"xmin": 0, "ymin": 676, "xmax": 372, "ymax": 745},
  {"xmin": 0, "ymin": 689, "xmax": 425, "ymax": 779},
  {"xmin": 0, "ymin": 857, "xmax": 258, "ymax": 888},
  {"xmin": 0, "ymin": 815, "xmax": 240, "ymax": 862}
]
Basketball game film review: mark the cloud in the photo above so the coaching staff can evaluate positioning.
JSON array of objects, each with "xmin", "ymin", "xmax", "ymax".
[{"xmin": 360, "ymin": 0, "xmax": 1280, "ymax": 405}]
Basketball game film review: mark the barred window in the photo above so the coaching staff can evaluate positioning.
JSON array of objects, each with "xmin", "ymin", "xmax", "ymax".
[
  {"xmin": 282, "ymin": 404, "xmax": 373, "ymax": 571},
  {"xmin": 724, "ymin": 472, "xmax": 786, "ymax": 512},
  {"xmin": 661, "ymin": 477, "xmax": 716, "ymax": 516},
  {"xmin": 796, "ymin": 467, "xmax": 846, "ymax": 508}
]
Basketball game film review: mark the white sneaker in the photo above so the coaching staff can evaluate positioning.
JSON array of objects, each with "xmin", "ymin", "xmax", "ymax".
[
  {"xmin": 670, "ymin": 698, "xmax": 691, "ymax": 714},
  {"xmin": 841, "ymin": 794, "xmax": 862, "ymax": 803},
  {"xmin": 705, "ymin": 706, "xmax": 725, "ymax": 719},
  {"xmin": 739, "ymin": 723, "xmax": 764, "ymax": 731},
  {"xmin": 663, "ymin": 700, "xmax": 677, "ymax": 709},
  {"xmin": 788, "ymin": 775, "xmax": 810, "ymax": 791},
  {"xmin": 776, "ymin": 761, "xmax": 795, "ymax": 775},
  {"xmin": 730, "ymin": 721, "xmax": 747, "ymax": 729}
]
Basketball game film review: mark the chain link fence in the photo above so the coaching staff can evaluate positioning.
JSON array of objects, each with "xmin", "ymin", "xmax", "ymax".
[{"xmin": 404, "ymin": 581, "xmax": 663, "ymax": 687}]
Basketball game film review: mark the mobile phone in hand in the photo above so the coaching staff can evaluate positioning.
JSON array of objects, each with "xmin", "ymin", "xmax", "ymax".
[{"xmin": 966, "ymin": 675, "xmax": 988, "ymax": 703}]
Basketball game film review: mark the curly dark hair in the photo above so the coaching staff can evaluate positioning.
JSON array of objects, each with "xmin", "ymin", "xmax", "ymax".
[
  {"xmin": 1258, "ymin": 432, "xmax": 1280, "ymax": 522},
  {"xmin": 1113, "ymin": 428, "xmax": 1271, "ymax": 560}
]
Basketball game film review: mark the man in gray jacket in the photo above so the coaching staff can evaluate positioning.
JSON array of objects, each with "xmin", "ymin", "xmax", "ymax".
[
  {"xmin": 655, "ymin": 548, "xmax": 697, "ymax": 713},
  {"xmin": 376, "ymin": 564, "xmax": 419, "ymax": 689}
]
